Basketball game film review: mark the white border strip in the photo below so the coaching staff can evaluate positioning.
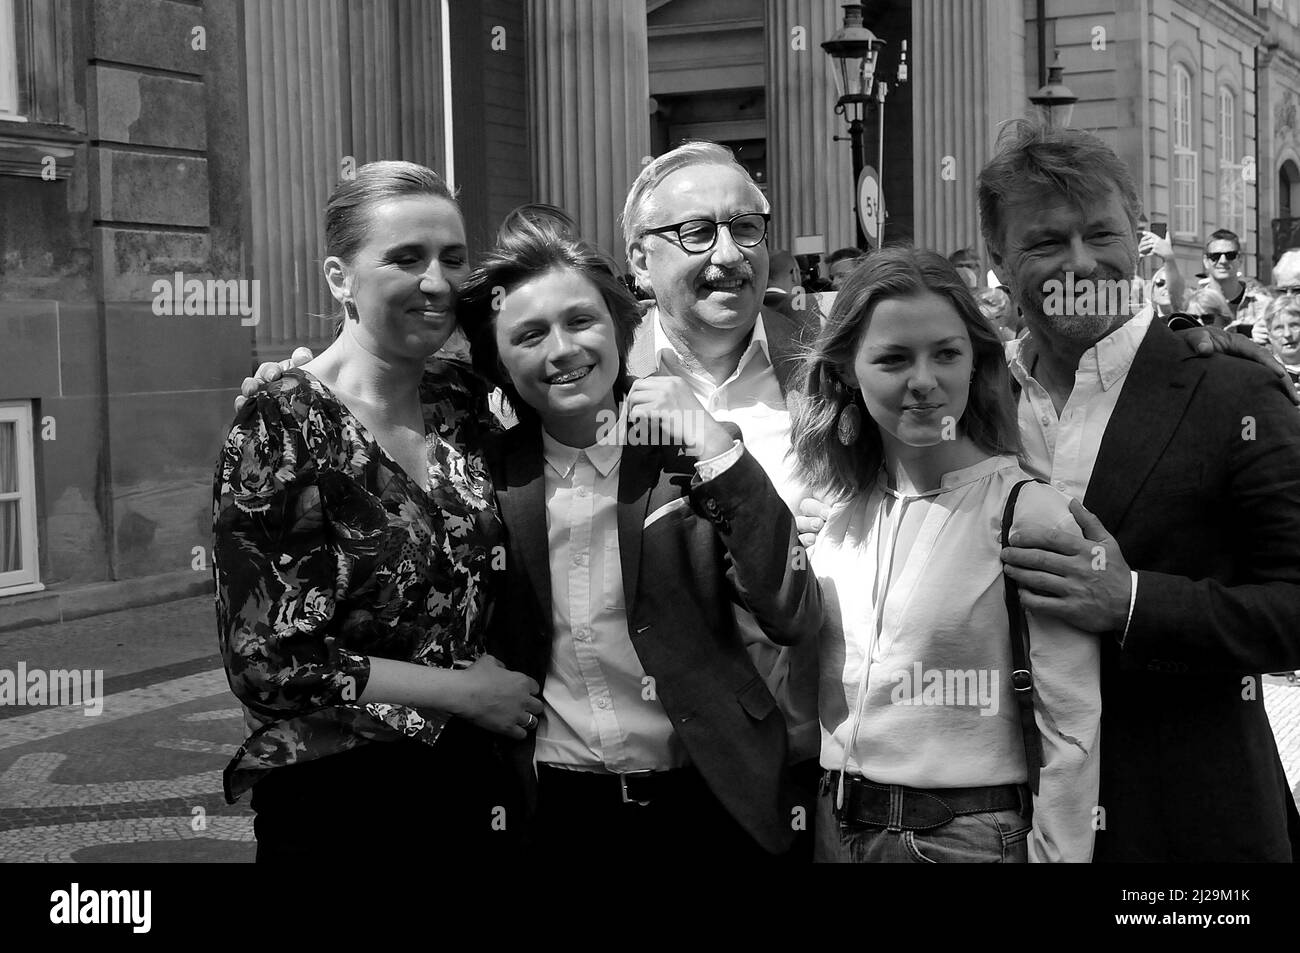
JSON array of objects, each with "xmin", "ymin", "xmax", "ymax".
[{"xmin": 441, "ymin": 0, "xmax": 455, "ymax": 189}]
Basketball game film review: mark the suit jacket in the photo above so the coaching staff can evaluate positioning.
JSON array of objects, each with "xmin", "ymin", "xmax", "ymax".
[
  {"xmin": 625, "ymin": 304, "xmax": 824, "ymax": 765},
  {"xmin": 485, "ymin": 419, "xmax": 824, "ymax": 855},
  {"xmin": 1084, "ymin": 319, "xmax": 1300, "ymax": 861}
]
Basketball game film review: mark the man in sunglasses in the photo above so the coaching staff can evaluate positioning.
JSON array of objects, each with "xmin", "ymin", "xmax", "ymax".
[{"xmin": 1200, "ymin": 229, "xmax": 1271, "ymax": 342}]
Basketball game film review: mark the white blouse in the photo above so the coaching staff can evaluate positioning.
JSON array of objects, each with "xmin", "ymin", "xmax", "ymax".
[{"xmin": 811, "ymin": 455, "xmax": 1102, "ymax": 863}]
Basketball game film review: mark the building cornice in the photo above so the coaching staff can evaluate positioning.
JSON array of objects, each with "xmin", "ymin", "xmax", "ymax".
[
  {"xmin": 647, "ymin": 17, "xmax": 764, "ymax": 37},
  {"xmin": 1261, "ymin": 39, "xmax": 1300, "ymax": 83},
  {"xmin": 1174, "ymin": 0, "xmax": 1267, "ymax": 45}
]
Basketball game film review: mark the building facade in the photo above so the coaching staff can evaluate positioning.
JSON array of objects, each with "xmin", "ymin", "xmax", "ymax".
[
  {"xmin": 0, "ymin": 0, "xmax": 530, "ymax": 626},
  {"xmin": 2, "ymin": 0, "xmax": 1297, "ymax": 625},
  {"xmin": 1260, "ymin": 0, "xmax": 1300, "ymax": 267},
  {"xmin": 1, "ymin": 0, "xmax": 253, "ymax": 625}
]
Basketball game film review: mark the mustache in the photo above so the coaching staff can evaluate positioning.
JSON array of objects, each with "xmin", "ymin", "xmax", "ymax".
[{"xmin": 700, "ymin": 263, "xmax": 755, "ymax": 284}]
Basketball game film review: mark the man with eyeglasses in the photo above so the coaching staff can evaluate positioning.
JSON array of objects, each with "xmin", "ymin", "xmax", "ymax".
[
  {"xmin": 622, "ymin": 140, "xmax": 823, "ymax": 860},
  {"xmin": 1200, "ymin": 229, "xmax": 1271, "ymax": 343},
  {"xmin": 230, "ymin": 142, "xmax": 824, "ymax": 860},
  {"xmin": 1271, "ymin": 247, "xmax": 1300, "ymax": 299}
]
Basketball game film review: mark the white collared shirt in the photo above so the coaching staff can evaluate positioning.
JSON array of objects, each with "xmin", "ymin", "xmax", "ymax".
[
  {"xmin": 533, "ymin": 430, "xmax": 685, "ymax": 772},
  {"xmin": 650, "ymin": 308, "xmax": 821, "ymax": 761},
  {"xmin": 1006, "ymin": 312, "xmax": 1153, "ymax": 498},
  {"xmin": 651, "ymin": 310, "xmax": 804, "ymax": 510},
  {"xmin": 1005, "ymin": 312, "xmax": 1150, "ymax": 637},
  {"xmin": 533, "ymin": 429, "xmax": 744, "ymax": 773}
]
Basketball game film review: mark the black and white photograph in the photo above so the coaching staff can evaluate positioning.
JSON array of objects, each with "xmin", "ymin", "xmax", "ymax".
[{"xmin": 1, "ymin": 0, "xmax": 1298, "ymax": 930}]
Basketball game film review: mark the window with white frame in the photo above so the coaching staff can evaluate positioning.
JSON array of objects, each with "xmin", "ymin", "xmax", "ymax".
[
  {"xmin": 1217, "ymin": 87, "xmax": 1235, "ymax": 168},
  {"xmin": 0, "ymin": 401, "xmax": 42, "ymax": 595},
  {"xmin": 1217, "ymin": 86, "xmax": 1245, "ymax": 238},
  {"xmin": 1172, "ymin": 65, "xmax": 1197, "ymax": 238},
  {"xmin": 0, "ymin": 0, "xmax": 21, "ymax": 119}
]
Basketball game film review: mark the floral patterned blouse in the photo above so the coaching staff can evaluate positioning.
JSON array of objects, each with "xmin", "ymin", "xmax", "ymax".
[{"xmin": 212, "ymin": 360, "xmax": 502, "ymax": 802}]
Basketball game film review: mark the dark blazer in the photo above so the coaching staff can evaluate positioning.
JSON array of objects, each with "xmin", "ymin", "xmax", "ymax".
[
  {"xmin": 485, "ymin": 418, "xmax": 824, "ymax": 855},
  {"xmin": 1084, "ymin": 319, "xmax": 1300, "ymax": 861}
]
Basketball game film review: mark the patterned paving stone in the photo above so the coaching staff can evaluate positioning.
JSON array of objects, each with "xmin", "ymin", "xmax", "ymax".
[
  {"xmin": 0, "ymin": 752, "xmax": 222, "ymax": 808},
  {"xmin": 0, "ymin": 816, "xmax": 254, "ymax": 863},
  {"xmin": 0, "ymin": 670, "xmax": 230, "ymax": 751},
  {"xmin": 0, "ymin": 799, "xmax": 246, "ymax": 833},
  {"xmin": 153, "ymin": 739, "xmax": 240, "ymax": 756},
  {"xmin": 179, "ymin": 709, "xmax": 242, "ymax": 723}
]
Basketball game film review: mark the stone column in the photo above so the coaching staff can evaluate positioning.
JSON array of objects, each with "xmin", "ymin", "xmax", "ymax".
[
  {"xmin": 527, "ymin": 0, "xmax": 650, "ymax": 261},
  {"xmin": 87, "ymin": 0, "xmax": 252, "ymax": 583},
  {"xmin": 912, "ymin": 0, "xmax": 1026, "ymax": 257},
  {"xmin": 243, "ymin": 0, "xmax": 450, "ymax": 351},
  {"xmin": 764, "ymin": 0, "xmax": 856, "ymax": 256}
]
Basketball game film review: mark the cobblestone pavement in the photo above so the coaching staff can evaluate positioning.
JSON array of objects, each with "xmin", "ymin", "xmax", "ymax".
[
  {"xmin": 0, "ymin": 597, "xmax": 1298, "ymax": 862},
  {"xmin": 0, "ymin": 597, "xmax": 255, "ymax": 862}
]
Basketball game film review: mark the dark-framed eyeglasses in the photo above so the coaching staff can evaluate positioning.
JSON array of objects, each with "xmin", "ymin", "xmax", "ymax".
[
  {"xmin": 641, "ymin": 213, "xmax": 770, "ymax": 254},
  {"xmin": 1206, "ymin": 250, "xmax": 1239, "ymax": 263}
]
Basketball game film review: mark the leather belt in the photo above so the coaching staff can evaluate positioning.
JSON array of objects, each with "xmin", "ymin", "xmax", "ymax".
[
  {"xmin": 538, "ymin": 764, "xmax": 697, "ymax": 807},
  {"xmin": 826, "ymin": 771, "xmax": 1029, "ymax": 832}
]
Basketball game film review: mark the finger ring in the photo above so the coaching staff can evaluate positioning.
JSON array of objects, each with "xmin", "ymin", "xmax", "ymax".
[{"xmin": 524, "ymin": 712, "xmax": 537, "ymax": 730}]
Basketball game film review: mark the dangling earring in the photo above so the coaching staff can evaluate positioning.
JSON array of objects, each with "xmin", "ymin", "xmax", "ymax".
[
  {"xmin": 344, "ymin": 299, "xmax": 359, "ymax": 321},
  {"xmin": 837, "ymin": 400, "xmax": 862, "ymax": 446}
]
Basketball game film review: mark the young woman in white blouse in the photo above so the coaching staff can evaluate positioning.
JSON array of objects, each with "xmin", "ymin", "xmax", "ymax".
[{"xmin": 790, "ymin": 247, "xmax": 1101, "ymax": 863}]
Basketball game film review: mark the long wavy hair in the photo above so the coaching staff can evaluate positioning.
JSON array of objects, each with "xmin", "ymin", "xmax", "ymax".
[{"xmin": 789, "ymin": 247, "xmax": 1022, "ymax": 502}]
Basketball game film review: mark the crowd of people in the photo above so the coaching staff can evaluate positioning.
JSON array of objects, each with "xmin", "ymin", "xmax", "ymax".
[{"xmin": 210, "ymin": 120, "xmax": 1300, "ymax": 864}]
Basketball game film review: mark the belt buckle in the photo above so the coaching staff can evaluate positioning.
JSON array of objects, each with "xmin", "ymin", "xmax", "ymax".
[{"xmin": 619, "ymin": 770, "xmax": 655, "ymax": 806}]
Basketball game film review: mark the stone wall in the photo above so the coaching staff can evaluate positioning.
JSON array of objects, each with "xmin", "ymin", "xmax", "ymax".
[{"xmin": 0, "ymin": 0, "xmax": 251, "ymax": 600}]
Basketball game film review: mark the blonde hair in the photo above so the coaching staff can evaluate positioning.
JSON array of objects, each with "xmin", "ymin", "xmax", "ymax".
[
  {"xmin": 1184, "ymin": 288, "xmax": 1233, "ymax": 326},
  {"xmin": 1264, "ymin": 293, "xmax": 1300, "ymax": 332}
]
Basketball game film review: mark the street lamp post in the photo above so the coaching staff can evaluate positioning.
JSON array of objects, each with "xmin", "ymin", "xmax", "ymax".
[
  {"xmin": 823, "ymin": 4, "xmax": 907, "ymax": 251},
  {"xmin": 1029, "ymin": 50, "xmax": 1078, "ymax": 128}
]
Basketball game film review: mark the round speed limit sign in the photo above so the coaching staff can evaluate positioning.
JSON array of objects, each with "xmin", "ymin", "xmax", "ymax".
[{"xmin": 858, "ymin": 166, "xmax": 883, "ymax": 245}]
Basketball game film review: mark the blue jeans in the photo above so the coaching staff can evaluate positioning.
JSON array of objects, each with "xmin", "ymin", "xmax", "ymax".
[{"xmin": 814, "ymin": 775, "xmax": 1030, "ymax": 863}]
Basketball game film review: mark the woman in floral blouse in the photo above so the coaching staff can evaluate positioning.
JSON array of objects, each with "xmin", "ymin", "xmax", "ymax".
[{"xmin": 213, "ymin": 161, "xmax": 540, "ymax": 863}]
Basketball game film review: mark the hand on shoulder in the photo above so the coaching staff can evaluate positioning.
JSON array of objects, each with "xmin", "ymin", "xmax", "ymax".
[
  {"xmin": 233, "ymin": 346, "xmax": 315, "ymax": 413},
  {"xmin": 1177, "ymin": 327, "xmax": 1298, "ymax": 405}
]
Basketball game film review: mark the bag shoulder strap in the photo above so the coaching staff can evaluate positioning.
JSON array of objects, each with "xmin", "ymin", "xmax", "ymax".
[{"xmin": 1001, "ymin": 478, "xmax": 1046, "ymax": 796}]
